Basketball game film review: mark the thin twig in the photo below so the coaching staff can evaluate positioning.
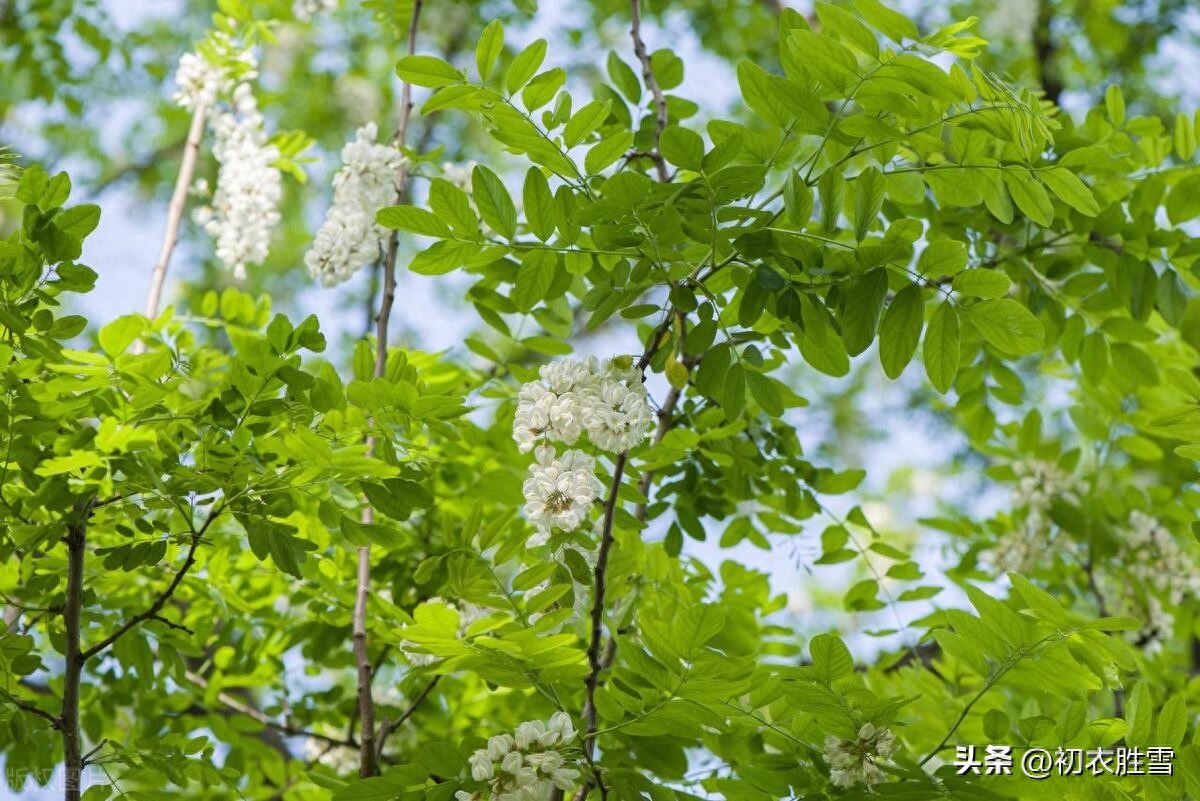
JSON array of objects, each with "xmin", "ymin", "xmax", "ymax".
[
  {"xmin": 82, "ymin": 506, "xmax": 221, "ymax": 662},
  {"xmin": 184, "ymin": 670, "xmax": 358, "ymax": 749},
  {"xmin": 375, "ymin": 674, "xmax": 441, "ymax": 761},
  {"xmin": 0, "ymin": 687, "xmax": 61, "ymax": 729},
  {"xmin": 354, "ymin": 0, "xmax": 424, "ymax": 779},
  {"xmin": 629, "ymin": 0, "xmax": 669, "ymax": 182},
  {"xmin": 142, "ymin": 103, "xmax": 208, "ymax": 322}
]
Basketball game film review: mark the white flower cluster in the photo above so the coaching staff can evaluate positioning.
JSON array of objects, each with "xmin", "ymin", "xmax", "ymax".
[
  {"xmin": 305, "ymin": 122, "xmax": 406, "ymax": 287},
  {"xmin": 293, "ymin": 0, "xmax": 337, "ymax": 20},
  {"xmin": 1106, "ymin": 511, "xmax": 1200, "ymax": 653},
  {"xmin": 514, "ymin": 358, "xmax": 653, "ymax": 544},
  {"xmin": 442, "ymin": 161, "xmax": 476, "ymax": 192},
  {"xmin": 193, "ymin": 83, "xmax": 282, "ymax": 279},
  {"xmin": 174, "ymin": 52, "xmax": 233, "ymax": 110},
  {"xmin": 985, "ymin": 459, "xmax": 1082, "ymax": 573},
  {"xmin": 398, "ymin": 596, "xmax": 488, "ymax": 667},
  {"xmin": 823, "ymin": 723, "xmax": 897, "ymax": 788},
  {"xmin": 457, "ymin": 713, "xmax": 581, "ymax": 801},
  {"xmin": 172, "ymin": 34, "xmax": 254, "ymax": 111}
]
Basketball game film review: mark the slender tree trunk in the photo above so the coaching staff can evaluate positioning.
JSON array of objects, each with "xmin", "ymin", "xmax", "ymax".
[{"xmin": 62, "ymin": 516, "xmax": 86, "ymax": 801}]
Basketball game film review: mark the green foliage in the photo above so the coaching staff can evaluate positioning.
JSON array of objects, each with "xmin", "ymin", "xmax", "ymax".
[{"xmin": 2, "ymin": 2, "xmax": 1200, "ymax": 800}]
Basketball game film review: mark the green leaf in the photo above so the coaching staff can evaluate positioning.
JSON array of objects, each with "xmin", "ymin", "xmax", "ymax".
[
  {"xmin": 564, "ymin": 100, "xmax": 611, "ymax": 148},
  {"xmin": 513, "ymin": 250, "xmax": 557, "ymax": 312},
  {"xmin": 878, "ymin": 284, "xmax": 924, "ymax": 379},
  {"xmin": 965, "ymin": 298, "xmax": 1044, "ymax": 356},
  {"xmin": 394, "ymin": 55, "xmax": 464, "ymax": 87},
  {"xmin": 784, "ymin": 171, "xmax": 813, "ymax": 227},
  {"xmin": 923, "ymin": 301, "xmax": 959, "ymax": 393},
  {"xmin": 606, "ymin": 51, "xmax": 641, "ymax": 102},
  {"xmin": 376, "ymin": 205, "xmax": 450, "ymax": 238},
  {"xmin": 506, "ymin": 39, "xmax": 547, "ymax": 93},
  {"xmin": 809, "ymin": 633, "xmax": 854, "ymax": 683},
  {"xmin": 471, "ymin": 165, "xmax": 517, "ymax": 239},
  {"xmin": 1105, "ymin": 83, "xmax": 1125, "ymax": 127},
  {"xmin": 1157, "ymin": 695, "xmax": 1187, "ymax": 747},
  {"xmin": 659, "ymin": 126, "xmax": 704, "ymax": 172},
  {"xmin": 54, "ymin": 204, "xmax": 101, "ymax": 239},
  {"xmin": 522, "ymin": 168, "xmax": 556, "ymax": 241},
  {"xmin": 1002, "ymin": 170, "xmax": 1054, "ymax": 227},
  {"xmin": 98, "ymin": 315, "xmax": 143, "ymax": 358},
  {"xmin": 1041, "ymin": 167, "xmax": 1100, "ymax": 216},
  {"xmin": 840, "ymin": 268, "xmax": 888, "ymax": 356},
  {"xmin": 585, "ymin": 131, "xmax": 634, "ymax": 174},
  {"xmin": 952, "ymin": 268, "xmax": 1011, "ymax": 298},
  {"xmin": 918, "ymin": 239, "xmax": 967, "ymax": 278},
  {"xmin": 855, "ymin": 0, "xmax": 919, "ymax": 42},
  {"xmin": 852, "ymin": 166, "xmax": 883, "ymax": 242},
  {"xmin": 476, "ymin": 19, "xmax": 504, "ymax": 80},
  {"xmin": 521, "ymin": 67, "xmax": 566, "ymax": 111},
  {"xmin": 1167, "ymin": 174, "xmax": 1200, "ymax": 224}
]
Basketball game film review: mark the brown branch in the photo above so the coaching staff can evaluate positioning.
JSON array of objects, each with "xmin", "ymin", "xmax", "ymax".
[
  {"xmin": 184, "ymin": 670, "xmax": 358, "ymax": 750},
  {"xmin": 0, "ymin": 687, "xmax": 61, "ymax": 729},
  {"xmin": 81, "ymin": 506, "xmax": 220, "ymax": 662},
  {"xmin": 62, "ymin": 507, "xmax": 88, "ymax": 801},
  {"xmin": 375, "ymin": 674, "xmax": 441, "ymax": 761},
  {"xmin": 629, "ymin": 0, "xmax": 669, "ymax": 182},
  {"xmin": 354, "ymin": 0, "xmax": 424, "ymax": 779},
  {"xmin": 1032, "ymin": 0, "xmax": 1063, "ymax": 106},
  {"xmin": 142, "ymin": 102, "xmax": 208, "ymax": 322}
]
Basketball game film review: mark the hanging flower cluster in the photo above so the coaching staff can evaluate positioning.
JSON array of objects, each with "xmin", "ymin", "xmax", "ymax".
[
  {"xmin": 985, "ymin": 459, "xmax": 1082, "ymax": 573},
  {"xmin": 175, "ymin": 39, "xmax": 283, "ymax": 279},
  {"xmin": 305, "ymin": 122, "xmax": 406, "ymax": 287},
  {"xmin": 1102, "ymin": 511, "xmax": 1200, "ymax": 652},
  {"xmin": 293, "ymin": 0, "xmax": 337, "ymax": 21},
  {"xmin": 442, "ymin": 160, "xmax": 476, "ymax": 193},
  {"xmin": 457, "ymin": 713, "xmax": 581, "ymax": 801},
  {"xmin": 514, "ymin": 358, "xmax": 653, "ymax": 544},
  {"xmin": 398, "ymin": 596, "xmax": 488, "ymax": 667},
  {"xmin": 193, "ymin": 83, "xmax": 283, "ymax": 279},
  {"xmin": 823, "ymin": 723, "xmax": 897, "ymax": 788}
]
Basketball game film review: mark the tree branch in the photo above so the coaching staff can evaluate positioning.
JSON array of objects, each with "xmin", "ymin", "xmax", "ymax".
[
  {"xmin": 0, "ymin": 687, "xmax": 61, "ymax": 729},
  {"xmin": 81, "ymin": 506, "xmax": 220, "ymax": 662},
  {"xmin": 375, "ymin": 674, "xmax": 441, "ymax": 761},
  {"xmin": 142, "ymin": 102, "xmax": 208, "ymax": 323},
  {"xmin": 184, "ymin": 670, "xmax": 358, "ymax": 750},
  {"xmin": 354, "ymin": 0, "xmax": 424, "ymax": 779},
  {"xmin": 629, "ymin": 0, "xmax": 669, "ymax": 182},
  {"xmin": 62, "ymin": 506, "xmax": 89, "ymax": 801}
]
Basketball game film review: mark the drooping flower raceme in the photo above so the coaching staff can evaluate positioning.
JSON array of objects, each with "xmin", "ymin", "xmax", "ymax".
[
  {"xmin": 823, "ymin": 723, "xmax": 897, "ymax": 788},
  {"xmin": 522, "ymin": 448, "xmax": 604, "ymax": 545},
  {"xmin": 456, "ymin": 712, "xmax": 581, "ymax": 801},
  {"xmin": 1101, "ymin": 511, "xmax": 1200, "ymax": 652},
  {"xmin": 173, "ymin": 51, "xmax": 233, "ymax": 111},
  {"xmin": 513, "ymin": 358, "xmax": 652, "ymax": 542},
  {"xmin": 985, "ymin": 459, "xmax": 1082, "ymax": 573},
  {"xmin": 193, "ymin": 83, "xmax": 283, "ymax": 279},
  {"xmin": 293, "ymin": 0, "xmax": 337, "ymax": 20},
  {"xmin": 305, "ymin": 122, "xmax": 406, "ymax": 287},
  {"xmin": 513, "ymin": 357, "xmax": 653, "ymax": 456}
]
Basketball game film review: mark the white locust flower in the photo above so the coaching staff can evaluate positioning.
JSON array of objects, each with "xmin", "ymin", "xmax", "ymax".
[
  {"xmin": 464, "ymin": 715, "xmax": 581, "ymax": 799},
  {"xmin": 294, "ymin": 0, "xmax": 337, "ymax": 20},
  {"xmin": 305, "ymin": 122, "xmax": 406, "ymax": 287},
  {"xmin": 196, "ymin": 83, "xmax": 282, "ymax": 279},
  {"xmin": 580, "ymin": 362, "xmax": 654, "ymax": 453},
  {"xmin": 522, "ymin": 449, "xmax": 603, "ymax": 543},
  {"xmin": 173, "ymin": 51, "xmax": 232, "ymax": 110},
  {"xmin": 823, "ymin": 723, "xmax": 896, "ymax": 788}
]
